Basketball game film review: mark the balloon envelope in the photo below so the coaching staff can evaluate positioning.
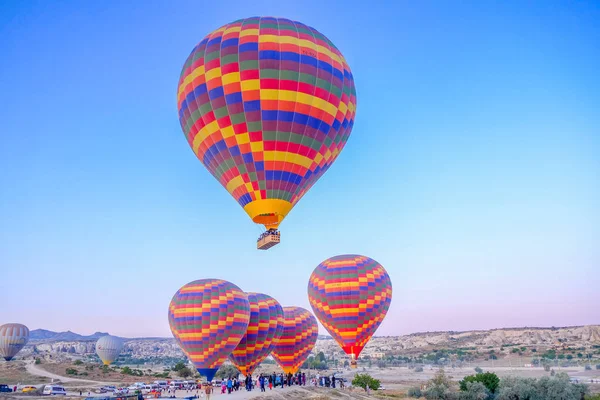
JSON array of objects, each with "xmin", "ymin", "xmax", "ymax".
[
  {"xmin": 177, "ymin": 17, "xmax": 357, "ymax": 230},
  {"xmin": 0, "ymin": 323, "xmax": 29, "ymax": 361},
  {"xmin": 271, "ymin": 306, "xmax": 318, "ymax": 374},
  {"xmin": 307, "ymin": 254, "xmax": 392, "ymax": 361},
  {"xmin": 95, "ymin": 335, "xmax": 124, "ymax": 365},
  {"xmin": 168, "ymin": 279, "xmax": 250, "ymax": 381},
  {"xmin": 230, "ymin": 292, "xmax": 284, "ymax": 376}
]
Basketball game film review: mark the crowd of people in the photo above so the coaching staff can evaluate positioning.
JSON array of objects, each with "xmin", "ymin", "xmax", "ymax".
[{"xmin": 216, "ymin": 371, "xmax": 345, "ymax": 394}]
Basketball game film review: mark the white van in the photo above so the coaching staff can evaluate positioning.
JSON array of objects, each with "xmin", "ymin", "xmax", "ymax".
[
  {"xmin": 43, "ymin": 385, "xmax": 67, "ymax": 396},
  {"xmin": 154, "ymin": 381, "xmax": 167, "ymax": 389}
]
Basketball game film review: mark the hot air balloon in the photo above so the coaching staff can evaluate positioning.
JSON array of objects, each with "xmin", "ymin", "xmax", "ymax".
[
  {"xmin": 307, "ymin": 254, "xmax": 392, "ymax": 368},
  {"xmin": 95, "ymin": 335, "xmax": 124, "ymax": 365},
  {"xmin": 177, "ymin": 17, "xmax": 357, "ymax": 249},
  {"xmin": 168, "ymin": 279, "xmax": 250, "ymax": 381},
  {"xmin": 271, "ymin": 306, "xmax": 318, "ymax": 374},
  {"xmin": 0, "ymin": 323, "xmax": 29, "ymax": 361},
  {"xmin": 230, "ymin": 292, "xmax": 284, "ymax": 376}
]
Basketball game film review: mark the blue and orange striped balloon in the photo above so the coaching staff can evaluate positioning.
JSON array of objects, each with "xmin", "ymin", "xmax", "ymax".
[
  {"xmin": 307, "ymin": 255, "xmax": 392, "ymax": 365},
  {"xmin": 168, "ymin": 279, "xmax": 250, "ymax": 381},
  {"xmin": 229, "ymin": 292, "xmax": 284, "ymax": 376},
  {"xmin": 271, "ymin": 306, "xmax": 318, "ymax": 374},
  {"xmin": 177, "ymin": 17, "xmax": 357, "ymax": 231}
]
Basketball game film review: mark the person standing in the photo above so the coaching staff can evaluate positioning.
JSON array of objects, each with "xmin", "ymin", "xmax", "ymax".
[{"xmin": 203, "ymin": 383, "xmax": 213, "ymax": 400}]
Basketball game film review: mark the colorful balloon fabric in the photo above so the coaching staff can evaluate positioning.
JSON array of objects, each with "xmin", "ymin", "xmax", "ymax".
[
  {"xmin": 177, "ymin": 17, "xmax": 357, "ymax": 230},
  {"xmin": 307, "ymin": 254, "xmax": 392, "ymax": 362},
  {"xmin": 168, "ymin": 279, "xmax": 250, "ymax": 381},
  {"xmin": 230, "ymin": 292, "xmax": 284, "ymax": 376},
  {"xmin": 95, "ymin": 335, "xmax": 124, "ymax": 365},
  {"xmin": 0, "ymin": 323, "xmax": 29, "ymax": 361},
  {"xmin": 271, "ymin": 306, "xmax": 318, "ymax": 374}
]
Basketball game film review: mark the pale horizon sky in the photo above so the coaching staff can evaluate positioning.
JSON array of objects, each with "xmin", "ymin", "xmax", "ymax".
[{"xmin": 1, "ymin": 0, "xmax": 598, "ymax": 339}]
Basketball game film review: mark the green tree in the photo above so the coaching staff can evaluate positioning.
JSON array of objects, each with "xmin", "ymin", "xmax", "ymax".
[
  {"xmin": 173, "ymin": 361, "xmax": 187, "ymax": 372},
  {"xmin": 121, "ymin": 366, "xmax": 133, "ymax": 375},
  {"xmin": 316, "ymin": 351, "xmax": 326, "ymax": 363},
  {"xmin": 178, "ymin": 367, "xmax": 193, "ymax": 378},
  {"xmin": 215, "ymin": 364, "xmax": 239, "ymax": 379},
  {"xmin": 35, "ymin": 358, "xmax": 42, "ymax": 365},
  {"xmin": 460, "ymin": 372, "xmax": 500, "ymax": 394},
  {"xmin": 73, "ymin": 360, "xmax": 83, "ymax": 365},
  {"xmin": 65, "ymin": 368, "xmax": 78, "ymax": 375},
  {"xmin": 352, "ymin": 373, "xmax": 380, "ymax": 390}
]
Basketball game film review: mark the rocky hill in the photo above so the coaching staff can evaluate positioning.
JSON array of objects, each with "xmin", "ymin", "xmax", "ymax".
[{"xmin": 22, "ymin": 325, "xmax": 600, "ymax": 361}]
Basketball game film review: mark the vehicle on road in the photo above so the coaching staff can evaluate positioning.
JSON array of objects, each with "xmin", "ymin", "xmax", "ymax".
[
  {"xmin": 42, "ymin": 385, "xmax": 67, "ymax": 395},
  {"xmin": 0, "ymin": 384, "xmax": 13, "ymax": 393},
  {"xmin": 22, "ymin": 386, "xmax": 38, "ymax": 393}
]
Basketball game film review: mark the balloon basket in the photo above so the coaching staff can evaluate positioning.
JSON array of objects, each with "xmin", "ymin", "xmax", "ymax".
[{"xmin": 257, "ymin": 230, "xmax": 280, "ymax": 250}]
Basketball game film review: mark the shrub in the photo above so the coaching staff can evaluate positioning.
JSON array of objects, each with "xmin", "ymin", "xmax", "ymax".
[
  {"xmin": 474, "ymin": 367, "xmax": 483, "ymax": 374},
  {"xmin": 497, "ymin": 373, "xmax": 588, "ymax": 400},
  {"xmin": 459, "ymin": 372, "xmax": 499, "ymax": 394},
  {"xmin": 415, "ymin": 366, "xmax": 424, "ymax": 372},
  {"xmin": 408, "ymin": 387, "xmax": 422, "ymax": 398},
  {"xmin": 424, "ymin": 369, "xmax": 453, "ymax": 400},
  {"xmin": 34, "ymin": 358, "xmax": 41, "ymax": 365},
  {"xmin": 460, "ymin": 382, "xmax": 490, "ymax": 400},
  {"xmin": 585, "ymin": 365, "xmax": 592, "ymax": 370},
  {"xmin": 73, "ymin": 360, "xmax": 83, "ymax": 366},
  {"xmin": 66, "ymin": 368, "xmax": 78, "ymax": 375},
  {"xmin": 352, "ymin": 373, "xmax": 380, "ymax": 390}
]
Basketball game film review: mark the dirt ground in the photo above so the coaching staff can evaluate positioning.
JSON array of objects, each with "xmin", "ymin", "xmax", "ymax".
[{"xmin": 0, "ymin": 361, "xmax": 50, "ymax": 385}]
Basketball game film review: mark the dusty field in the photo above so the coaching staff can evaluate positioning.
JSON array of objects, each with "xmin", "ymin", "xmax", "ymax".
[{"xmin": 0, "ymin": 361, "xmax": 50, "ymax": 385}]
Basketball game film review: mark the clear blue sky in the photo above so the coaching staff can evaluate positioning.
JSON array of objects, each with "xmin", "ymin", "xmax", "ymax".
[{"xmin": 1, "ymin": 0, "xmax": 598, "ymax": 338}]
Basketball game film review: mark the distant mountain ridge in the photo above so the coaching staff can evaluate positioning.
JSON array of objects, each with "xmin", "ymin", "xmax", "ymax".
[{"xmin": 30, "ymin": 329, "xmax": 116, "ymax": 341}]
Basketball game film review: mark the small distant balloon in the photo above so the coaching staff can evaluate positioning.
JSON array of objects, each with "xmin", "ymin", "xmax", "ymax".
[
  {"xmin": 0, "ymin": 323, "xmax": 29, "ymax": 361},
  {"xmin": 271, "ymin": 306, "xmax": 318, "ymax": 375},
  {"xmin": 168, "ymin": 279, "xmax": 250, "ymax": 382},
  {"xmin": 95, "ymin": 335, "xmax": 124, "ymax": 365},
  {"xmin": 308, "ymin": 254, "xmax": 392, "ymax": 367}
]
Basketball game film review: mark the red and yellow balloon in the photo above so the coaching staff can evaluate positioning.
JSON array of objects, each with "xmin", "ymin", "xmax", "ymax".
[
  {"xmin": 271, "ymin": 306, "xmax": 318, "ymax": 374},
  {"xmin": 229, "ymin": 292, "xmax": 284, "ymax": 376},
  {"xmin": 307, "ymin": 255, "xmax": 392, "ymax": 367},
  {"xmin": 168, "ymin": 279, "xmax": 250, "ymax": 381},
  {"xmin": 177, "ymin": 17, "xmax": 357, "ymax": 232}
]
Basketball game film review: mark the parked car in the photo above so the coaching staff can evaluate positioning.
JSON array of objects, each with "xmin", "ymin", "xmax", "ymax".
[
  {"xmin": 42, "ymin": 385, "xmax": 67, "ymax": 395},
  {"xmin": 0, "ymin": 385, "xmax": 13, "ymax": 393},
  {"xmin": 22, "ymin": 386, "xmax": 38, "ymax": 393}
]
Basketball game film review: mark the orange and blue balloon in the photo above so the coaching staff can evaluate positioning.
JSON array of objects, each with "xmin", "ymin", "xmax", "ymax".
[
  {"xmin": 307, "ymin": 255, "xmax": 392, "ymax": 365},
  {"xmin": 177, "ymin": 17, "xmax": 357, "ymax": 231},
  {"xmin": 168, "ymin": 279, "xmax": 250, "ymax": 381},
  {"xmin": 271, "ymin": 306, "xmax": 318, "ymax": 374},
  {"xmin": 229, "ymin": 292, "xmax": 283, "ymax": 376},
  {"xmin": 0, "ymin": 323, "xmax": 29, "ymax": 361}
]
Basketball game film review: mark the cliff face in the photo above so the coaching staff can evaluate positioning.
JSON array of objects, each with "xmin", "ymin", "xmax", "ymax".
[{"xmin": 370, "ymin": 325, "xmax": 600, "ymax": 352}]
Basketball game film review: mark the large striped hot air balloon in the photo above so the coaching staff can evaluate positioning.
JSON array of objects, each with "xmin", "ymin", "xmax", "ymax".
[
  {"xmin": 230, "ymin": 293, "xmax": 284, "ymax": 376},
  {"xmin": 0, "ymin": 323, "xmax": 29, "ymax": 361},
  {"xmin": 177, "ymin": 17, "xmax": 357, "ymax": 248},
  {"xmin": 95, "ymin": 335, "xmax": 124, "ymax": 365},
  {"xmin": 307, "ymin": 254, "xmax": 392, "ymax": 367},
  {"xmin": 168, "ymin": 279, "xmax": 250, "ymax": 381},
  {"xmin": 271, "ymin": 306, "xmax": 318, "ymax": 374}
]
